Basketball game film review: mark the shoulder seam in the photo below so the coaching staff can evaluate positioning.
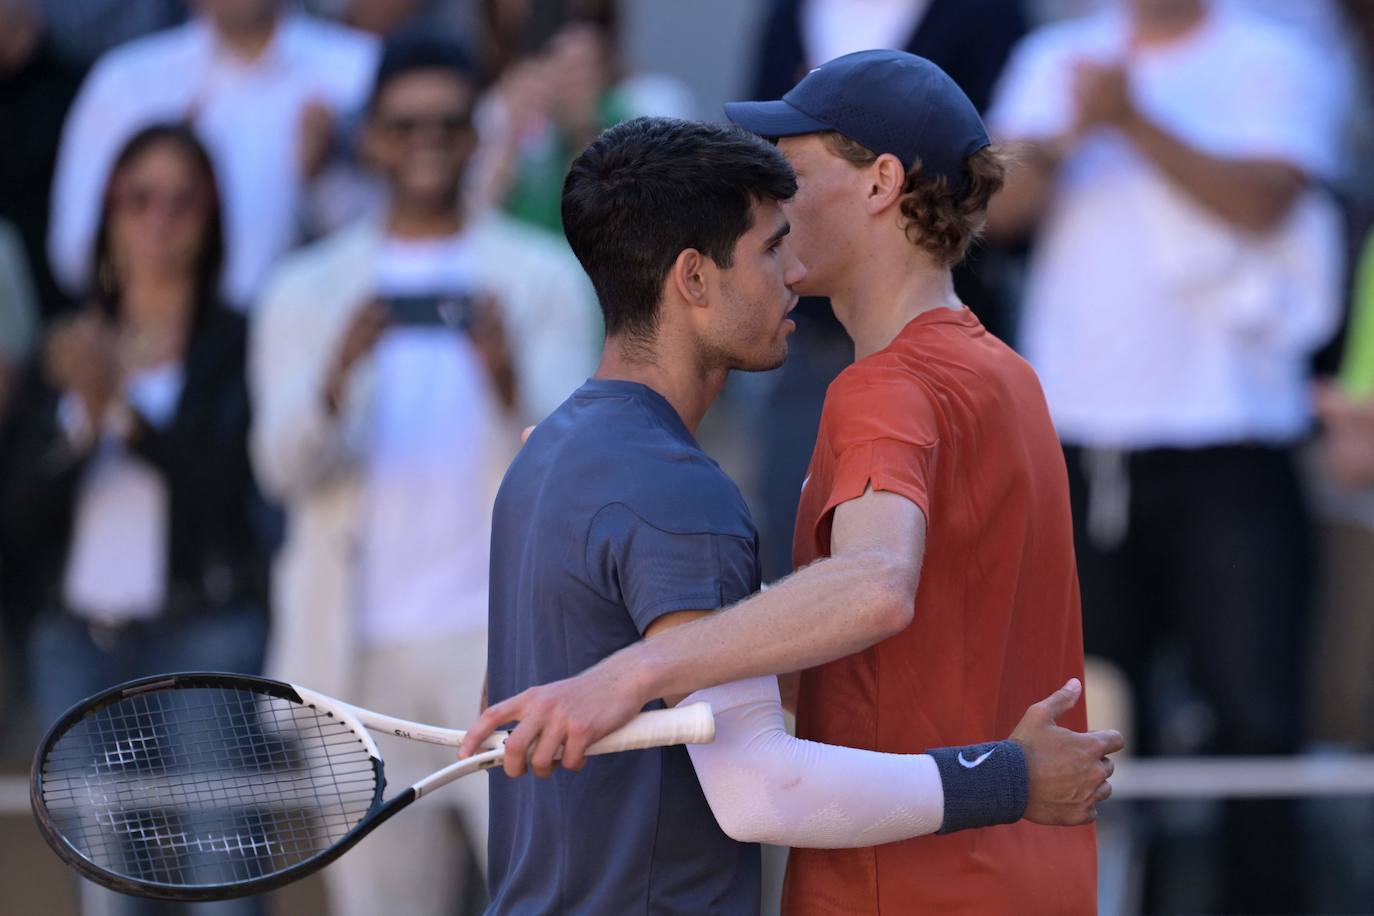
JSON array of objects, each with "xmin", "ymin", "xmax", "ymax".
[{"xmin": 590, "ymin": 501, "xmax": 757, "ymax": 540}]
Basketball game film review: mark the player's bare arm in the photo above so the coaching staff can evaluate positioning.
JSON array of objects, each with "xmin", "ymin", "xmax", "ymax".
[
  {"xmin": 463, "ymin": 487, "xmax": 1122, "ymax": 810},
  {"xmin": 460, "ymin": 492, "xmax": 921, "ymax": 766}
]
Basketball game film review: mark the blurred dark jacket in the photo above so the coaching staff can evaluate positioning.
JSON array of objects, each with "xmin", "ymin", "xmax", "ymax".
[
  {"xmin": 2, "ymin": 308, "xmax": 267, "ymax": 618},
  {"xmin": 38, "ymin": 0, "xmax": 186, "ymax": 68},
  {"xmin": 0, "ymin": 35, "xmax": 82, "ymax": 318}
]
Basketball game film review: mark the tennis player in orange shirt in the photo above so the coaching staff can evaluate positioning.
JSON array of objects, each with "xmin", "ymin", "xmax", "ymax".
[
  {"xmin": 724, "ymin": 51, "xmax": 1099, "ymax": 913},
  {"xmin": 465, "ymin": 52, "xmax": 1111, "ymax": 914}
]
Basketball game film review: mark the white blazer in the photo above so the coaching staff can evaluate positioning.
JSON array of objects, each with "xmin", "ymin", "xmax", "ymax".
[{"xmin": 249, "ymin": 215, "xmax": 599, "ymax": 698}]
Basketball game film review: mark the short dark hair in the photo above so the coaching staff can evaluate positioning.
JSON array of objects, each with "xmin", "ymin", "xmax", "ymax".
[
  {"xmin": 370, "ymin": 30, "xmax": 477, "ymax": 110},
  {"xmin": 561, "ymin": 117, "xmax": 797, "ymax": 341}
]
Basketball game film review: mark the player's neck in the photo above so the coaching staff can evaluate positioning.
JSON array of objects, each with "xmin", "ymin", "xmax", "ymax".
[
  {"xmin": 594, "ymin": 339, "xmax": 728, "ymax": 436},
  {"xmin": 830, "ymin": 250, "xmax": 962, "ymax": 360}
]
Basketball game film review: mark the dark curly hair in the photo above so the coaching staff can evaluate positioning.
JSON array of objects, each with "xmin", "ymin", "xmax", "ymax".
[
  {"xmin": 562, "ymin": 117, "xmax": 797, "ymax": 342},
  {"xmin": 820, "ymin": 131, "xmax": 1006, "ymax": 267}
]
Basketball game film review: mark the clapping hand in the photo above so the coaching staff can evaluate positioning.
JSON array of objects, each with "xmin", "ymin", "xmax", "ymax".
[{"xmin": 1072, "ymin": 61, "xmax": 1136, "ymax": 132}]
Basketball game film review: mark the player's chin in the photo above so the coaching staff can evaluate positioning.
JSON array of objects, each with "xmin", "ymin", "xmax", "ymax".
[{"xmin": 736, "ymin": 341, "xmax": 789, "ymax": 373}]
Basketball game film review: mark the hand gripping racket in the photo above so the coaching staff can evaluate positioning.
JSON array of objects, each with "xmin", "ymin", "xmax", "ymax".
[{"xmin": 30, "ymin": 672, "xmax": 715, "ymax": 901}]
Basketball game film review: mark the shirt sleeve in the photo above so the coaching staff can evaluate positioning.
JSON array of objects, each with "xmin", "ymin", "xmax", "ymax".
[
  {"xmin": 812, "ymin": 367, "xmax": 941, "ymax": 542},
  {"xmin": 1195, "ymin": 28, "xmax": 1347, "ymax": 182},
  {"xmin": 247, "ymin": 261, "xmax": 366, "ymax": 500},
  {"xmin": 586, "ymin": 501, "xmax": 759, "ymax": 636},
  {"xmin": 986, "ymin": 27, "xmax": 1078, "ymax": 142}
]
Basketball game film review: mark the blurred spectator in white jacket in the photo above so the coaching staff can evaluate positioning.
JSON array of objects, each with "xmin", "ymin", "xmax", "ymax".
[{"xmin": 249, "ymin": 31, "xmax": 597, "ymax": 915}]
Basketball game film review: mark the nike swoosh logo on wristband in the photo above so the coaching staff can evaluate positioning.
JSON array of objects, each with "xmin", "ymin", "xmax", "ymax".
[{"xmin": 958, "ymin": 748, "xmax": 996, "ymax": 769}]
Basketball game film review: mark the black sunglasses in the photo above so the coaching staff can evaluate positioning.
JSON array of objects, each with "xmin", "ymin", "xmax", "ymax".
[{"xmin": 377, "ymin": 112, "xmax": 472, "ymax": 138}]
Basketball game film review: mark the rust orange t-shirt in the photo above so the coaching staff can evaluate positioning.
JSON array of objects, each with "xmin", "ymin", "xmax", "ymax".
[{"xmin": 782, "ymin": 307, "xmax": 1096, "ymax": 916}]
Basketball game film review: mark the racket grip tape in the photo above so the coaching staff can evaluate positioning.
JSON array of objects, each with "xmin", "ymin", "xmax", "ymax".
[{"xmin": 584, "ymin": 702, "xmax": 715, "ymax": 755}]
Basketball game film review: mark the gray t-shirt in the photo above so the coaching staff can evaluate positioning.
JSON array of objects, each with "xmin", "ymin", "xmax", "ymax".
[{"xmin": 486, "ymin": 379, "xmax": 761, "ymax": 915}]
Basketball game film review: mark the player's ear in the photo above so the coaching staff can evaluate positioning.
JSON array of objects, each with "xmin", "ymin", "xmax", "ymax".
[
  {"xmin": 866, "ymin": 153, "xmax": 906, "ymax": 215},
  {"xmin": 669, "ymin": 248, "xmax": 711, "ymax": 309}
]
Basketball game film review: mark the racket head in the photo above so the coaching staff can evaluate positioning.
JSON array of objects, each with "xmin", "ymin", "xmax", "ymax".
[{"xmin": 30, "ymin": 672, "xmax": 394, "ymax": 901}]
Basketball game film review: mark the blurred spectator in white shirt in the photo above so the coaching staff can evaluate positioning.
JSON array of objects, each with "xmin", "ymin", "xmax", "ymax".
[
  {"xmin": 249, "ymin": 31, "xmax": 597, "ymax": 915},
  {"xmin": 1233, "ymin": 0, "xmax": 1367, "ymax": 200},
  {"xmin": 48, "ymin": 0, "xmax": 379, "ymax": 310},
  {"xmin": 988, "ymin": 0, "xmax": 1347, "ymax": 911}
]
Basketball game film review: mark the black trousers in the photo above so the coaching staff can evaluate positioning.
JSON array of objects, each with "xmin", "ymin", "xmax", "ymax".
[{"xmin": 1065, "ymin": 443, "xmax": 1312, "ymax": 913}]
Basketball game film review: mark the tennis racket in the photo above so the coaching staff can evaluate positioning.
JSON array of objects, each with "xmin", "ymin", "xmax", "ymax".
[{"xmin": 31, "ymin": 671, "xmax": 715, "ymax": 901}]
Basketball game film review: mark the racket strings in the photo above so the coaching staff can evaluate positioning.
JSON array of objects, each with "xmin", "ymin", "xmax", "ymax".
[{"xmin": 39, "ymin": 686, "xmax": 379, "ymax": 889}]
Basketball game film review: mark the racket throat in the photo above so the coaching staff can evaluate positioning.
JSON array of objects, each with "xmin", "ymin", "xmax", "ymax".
[{"xmin": 368, "ymin": 787, "xmax": 418, "ymax": 826}]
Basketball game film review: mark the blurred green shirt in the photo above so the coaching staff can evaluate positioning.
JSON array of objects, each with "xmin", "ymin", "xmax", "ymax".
[
  {"xmin": 1340, "ymin": 230, "xmax": 1374, "ymax": 397},
  {"xmin": 504, "ymin": 91, "xmax": 636, "ymax": 235}
]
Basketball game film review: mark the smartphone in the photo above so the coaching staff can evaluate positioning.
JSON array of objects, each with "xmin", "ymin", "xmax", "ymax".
[{"xmin": 382, "ymin": 293, "xmax": 473, "ymax": 331}]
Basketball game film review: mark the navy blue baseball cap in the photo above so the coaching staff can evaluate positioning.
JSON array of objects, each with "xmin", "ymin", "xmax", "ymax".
[{"xmin": 725, "ymin": 50, "xmax": 990, "ymax": 190}]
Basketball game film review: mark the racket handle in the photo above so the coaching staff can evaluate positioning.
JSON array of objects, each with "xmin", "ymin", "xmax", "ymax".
[
  {"xmin": 415, "ymin": 703, "xmax": 717, "ymax": 798},
  {"xmin": 585, "ymin": 702, "xmax": 715, "ymax": 756}
]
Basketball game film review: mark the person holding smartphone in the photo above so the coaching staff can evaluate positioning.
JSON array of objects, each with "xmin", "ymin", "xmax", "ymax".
[{"xmin": 248, "ymin": 30, "xmax": 598, "ymax": 916}]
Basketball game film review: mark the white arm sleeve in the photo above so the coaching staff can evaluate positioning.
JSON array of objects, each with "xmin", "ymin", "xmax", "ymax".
[{"xmin": 682, "ymin": 676, "xmax": 944, "ymax": 848}]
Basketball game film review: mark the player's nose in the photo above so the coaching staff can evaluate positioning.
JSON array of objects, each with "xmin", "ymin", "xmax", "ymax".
[{"xmin": 784, "ymin": 246, "xmax": 808, "ymax": 289}]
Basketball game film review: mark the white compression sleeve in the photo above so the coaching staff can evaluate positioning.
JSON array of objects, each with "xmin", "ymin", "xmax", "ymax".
[{"xmin": 681, "ymin": 676, "xmax": 945, "ymax": 848}]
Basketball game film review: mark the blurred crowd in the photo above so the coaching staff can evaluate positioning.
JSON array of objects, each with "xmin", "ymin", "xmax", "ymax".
[{"xmin": 0, "ymin": 1, "xmax": 1372, "ymax": 914}]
